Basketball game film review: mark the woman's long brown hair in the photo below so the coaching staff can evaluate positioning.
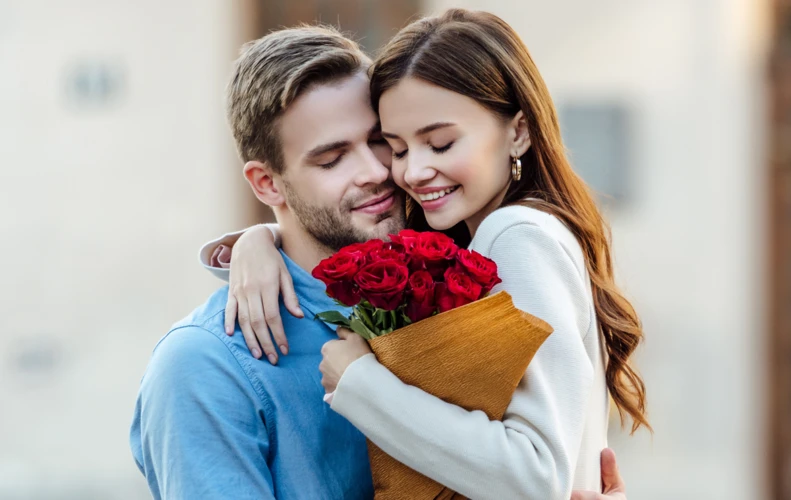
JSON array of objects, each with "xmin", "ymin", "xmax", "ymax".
[{"xmin": 370, "ymin": 8, "xmax": 650, "ymax": 433}]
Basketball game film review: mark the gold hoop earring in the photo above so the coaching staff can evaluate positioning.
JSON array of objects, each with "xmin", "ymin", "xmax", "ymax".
[{"xmin": 511, "ymin": 156, "xmax": 522, "ymax": 182}]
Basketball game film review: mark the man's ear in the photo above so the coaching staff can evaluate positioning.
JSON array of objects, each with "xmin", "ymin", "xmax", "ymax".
[
  {"xmin": 509, "ymin": 110, "xmax": 531, "ymax": 157},
  {"xmin": 243, "ymin": 161, "xmax": 286, "ymax": 207}
]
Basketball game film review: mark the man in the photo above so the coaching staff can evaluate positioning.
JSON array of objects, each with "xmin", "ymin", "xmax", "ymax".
[
  {"xmin": 130, "ymin": 26, "xmax": 397, "ymax": 499},
  {"xmin": 131, "ymin": 24, "xmax": 629, "ymax": 499}
]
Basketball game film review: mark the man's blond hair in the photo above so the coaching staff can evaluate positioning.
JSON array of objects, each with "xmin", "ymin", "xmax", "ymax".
[{"xmin": 227, "ymin": 25, "xmax": 370, "ymax": 172}]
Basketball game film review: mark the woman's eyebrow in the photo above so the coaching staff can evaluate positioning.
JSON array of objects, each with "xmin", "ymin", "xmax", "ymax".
[{"xmin": 382, "ymin": 121, "xmax": 455, "ymax": 139}]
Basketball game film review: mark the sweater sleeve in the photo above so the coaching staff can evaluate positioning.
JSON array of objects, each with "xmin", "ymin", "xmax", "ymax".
[
  {"xmin": 197, "ymin": 224, "xmax": 282, "ymax": 282},
  {"xmin": 330, "ymin": 221, "xmax": 595, "ymax": 500}
]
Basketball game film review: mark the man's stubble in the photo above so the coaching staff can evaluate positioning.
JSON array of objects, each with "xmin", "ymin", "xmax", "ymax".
[{"xmin": 283, "ymin": 181, "xmax": 406, "ymax": 252}]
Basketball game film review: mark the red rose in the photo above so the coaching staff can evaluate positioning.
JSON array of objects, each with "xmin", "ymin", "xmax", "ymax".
[
  {"xmin": 312, "ymin": 250, "xmax": 364, "ymax": 306},
  {"xmin": 326, "ymin": 281, "xmax": 362, "ymax": 307},
  {"xmin": 455, "ymin": 249, "xmax": 502, "ymax": 294},
  {"xmin": 405, "ymin": 270, "xmax": 436, "ymax": 322},
  {"xmin": 339, "ymin": 239, "xmax": 386, "ymax": 265},
  {"xmin": 409, "ymin": 232, "xmax": 459, "ymax": 278},
  {"xmin": 370, "ymin": 246, "xmax": 409, "ymax": 265},
  {"xmin": 354, "ymin": 260, "xmax": 409, "ymax": 310},
  {"xmin": 436, "ymin": 267, "xmax": 483, "ymax": 312},
  {"xmin": 389, "ymin": 229, "xmax": 422, "ymax": 253},
  {"xmin": 312, "ymin": 252, "xmax": 360, "ymax": 286}
]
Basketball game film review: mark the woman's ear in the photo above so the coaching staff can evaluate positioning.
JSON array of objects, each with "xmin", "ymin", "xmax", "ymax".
[
  {"xmin": 509, "ymin": 110, "xmax": 531, "ymax": 157},
  {"xmin": 243, "ymin": 161, "xmax": 286, "ymax": 207}
]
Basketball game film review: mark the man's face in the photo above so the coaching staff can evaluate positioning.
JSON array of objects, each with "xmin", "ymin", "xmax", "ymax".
[{"xmin": 277, "ymin": 72, "xmax": 406, "ymax": 251}]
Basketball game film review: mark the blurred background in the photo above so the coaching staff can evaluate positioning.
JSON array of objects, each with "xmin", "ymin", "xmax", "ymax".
[{"xmin": 1, "ymin": 0, "xmax": 789, "ymax": 499}]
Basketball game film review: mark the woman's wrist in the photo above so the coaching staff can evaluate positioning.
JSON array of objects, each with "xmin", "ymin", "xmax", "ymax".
[
  {"xmin": 232, "ymin": 223, "xmax": 275, "ymax": 256},
  {"xmin": 330, "ymin": 353, "xmax": 378, "ymax": 411}
]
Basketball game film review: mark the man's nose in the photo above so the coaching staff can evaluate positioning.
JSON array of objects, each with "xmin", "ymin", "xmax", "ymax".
[{"xmin": 355, "ymin": 147, "xmax": 390, "ymax": 186}]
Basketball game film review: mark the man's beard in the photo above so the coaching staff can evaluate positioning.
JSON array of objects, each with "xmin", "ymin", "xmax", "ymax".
[{"xmin": 283, "ymin": 181, "xmax": 406, "ymax": 252}]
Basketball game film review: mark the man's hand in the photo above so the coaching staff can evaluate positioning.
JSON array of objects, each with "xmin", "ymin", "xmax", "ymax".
[{"xmin": 570, "ymin": 448, "xmax": 626, "ymax": 500}]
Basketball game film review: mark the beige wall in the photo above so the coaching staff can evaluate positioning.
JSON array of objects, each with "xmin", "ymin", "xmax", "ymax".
[
  {"xmin": 423, "ymin": 0, "xmax": 770, "ymax": 498},
  {"xmin": 0, "ymin": 1, "xmax": 254, "ymax": 497}
]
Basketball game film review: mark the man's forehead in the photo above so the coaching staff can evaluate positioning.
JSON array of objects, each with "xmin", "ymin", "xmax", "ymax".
[{"xmin": 279, "ymin": 74, "xmax": 379, "ymax": 155}]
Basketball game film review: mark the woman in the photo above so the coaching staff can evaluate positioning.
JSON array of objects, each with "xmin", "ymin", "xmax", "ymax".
[{"xmin": 201, "ymin": 9, "xmax": 648, "ymax": 498}]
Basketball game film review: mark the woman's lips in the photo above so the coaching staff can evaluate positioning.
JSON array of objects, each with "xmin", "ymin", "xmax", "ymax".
[{"xmin": 418, "ymin": 186, "xmax": 459, "ymax": 212}]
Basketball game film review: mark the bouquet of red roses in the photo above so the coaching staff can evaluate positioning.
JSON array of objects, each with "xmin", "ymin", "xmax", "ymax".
[
  {"xmin": 312, "ymin": 229, "xmax": 502, "ymax": 337},
  {"xmin": 312, "ymin": 230, "xmax": 553, "ymax": 500}
]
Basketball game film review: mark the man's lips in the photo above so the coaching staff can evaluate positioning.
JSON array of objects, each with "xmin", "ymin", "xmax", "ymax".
[{"xmin": 352, "ymin": 191, "xmax": 396, "ymax": 215}]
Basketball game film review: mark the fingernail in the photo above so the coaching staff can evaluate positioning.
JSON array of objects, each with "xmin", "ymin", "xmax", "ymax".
[
  {"xmin": 252, "ymin": 348, "xmax": 261, "ymax": 359},
  {"xmin": 297, "ymin": 308, "xmax": 305, "ymax": 317},
  {"xmin": 267, "ymin": 353, "xmax": 278, "ymax": 365},
  {"xmin": 280, "ymin": 344, "xmax": 289, "ymax": 355},
  {"xmin": 226, "ymin": 329, "xmax": 233, "ymax": 336}
]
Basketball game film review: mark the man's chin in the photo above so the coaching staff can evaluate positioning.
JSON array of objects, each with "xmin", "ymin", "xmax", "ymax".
[{"xmin": 349, "ymin": 215, "xmax": 403, "ymax": 242}]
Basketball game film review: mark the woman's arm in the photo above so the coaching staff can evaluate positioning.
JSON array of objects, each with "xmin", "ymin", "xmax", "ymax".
[
  {"xmin": 198, "ymin": 223, "xmax": 303, "ymax": 364},
  {"xmin": 330, "ymin": 222, "xmax": 596, "ymax": 500},
  {"xmin": 197, "ymin": 224, "xmax": 282, "ymax": 281}
]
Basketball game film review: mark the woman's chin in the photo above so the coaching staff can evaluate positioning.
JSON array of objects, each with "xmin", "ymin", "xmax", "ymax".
[{"xmin": 425, "ymin": 213, "xmax": 463, "ymax": 232}]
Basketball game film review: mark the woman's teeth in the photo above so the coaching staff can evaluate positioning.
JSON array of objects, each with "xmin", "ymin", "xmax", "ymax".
[{"xmin": 417, "ymin": 186, "xmax": 458, "ymax": 202}]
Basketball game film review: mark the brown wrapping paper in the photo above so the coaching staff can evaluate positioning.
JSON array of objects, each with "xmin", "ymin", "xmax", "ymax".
[{"xmin": 365, "ymin": 291, "xmax": 553, "ymax": 499}]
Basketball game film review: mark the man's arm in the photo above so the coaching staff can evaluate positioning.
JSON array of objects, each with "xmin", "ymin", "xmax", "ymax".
[
  {"xmin": 570, "ymin": 448, "xmax": 626, "ymax": 500},
  {"xmin": 130, "ymin": 326, "xmax": 274, "ymax": 500}
]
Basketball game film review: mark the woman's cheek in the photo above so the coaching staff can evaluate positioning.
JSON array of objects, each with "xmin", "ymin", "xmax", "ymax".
[{"xmin": 392, "ymin": 162, "xmax": 408, "ymax": 189}]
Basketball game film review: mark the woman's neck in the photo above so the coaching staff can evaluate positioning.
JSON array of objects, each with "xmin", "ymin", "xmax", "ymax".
[{"xmin": 464, "ymin": 184, "xmax": 511, "ymax": 237}]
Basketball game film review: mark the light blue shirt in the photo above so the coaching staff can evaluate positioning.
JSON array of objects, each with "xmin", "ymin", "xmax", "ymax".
[{"xmin": 130, "ymin": 251, "xmax": 373, "ymax": 499}]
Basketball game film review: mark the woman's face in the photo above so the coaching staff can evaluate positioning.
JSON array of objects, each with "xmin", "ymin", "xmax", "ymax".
[{"xmin": 379, "ymin": 77, "xmax": 525, "ymax": 234}]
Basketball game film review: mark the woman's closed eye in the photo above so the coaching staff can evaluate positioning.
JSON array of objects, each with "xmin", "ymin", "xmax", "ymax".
[
  {"xmin": 392, "ymin": 142, "xmax": 454, "ymax": 161},
  {"xmin": 431, "ymin": 141, "xmax": 454, "ymax": 154}
]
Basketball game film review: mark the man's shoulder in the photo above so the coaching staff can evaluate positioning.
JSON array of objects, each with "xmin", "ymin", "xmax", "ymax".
[
  {"xmin": 168, "ymin": 285, "xmax": 230, "ymax": 334},
  {"xmin": 140, "ymin": 324, "xmax": 272, "ymax": 421},
  {"xmin": 145, "ymin": 286, "xmax": 257, "ymax": 391}
]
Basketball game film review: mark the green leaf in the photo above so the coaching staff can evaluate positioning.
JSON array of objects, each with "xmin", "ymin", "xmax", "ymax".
[
  {"xmin": 357, "ymin": 305, "xmax": 375, "ymax": 328},
  {"xmin": 373, "ymin": 309, "xmax": 386, "ymax": 329},
  {"xmin": 315, "ymin": 311, "xmax": 350, "ymax": 326},
  {"xmin": 349, "ymin": 318, "xmax": 376, "ymax": 340}
]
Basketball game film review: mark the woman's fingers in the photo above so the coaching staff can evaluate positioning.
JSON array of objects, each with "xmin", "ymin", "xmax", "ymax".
[
  {"xmin": 280, "ymin": 267, "xmax": 304, "ymax": 318},
  {"xmin": 224, "ymin": 294, "xmax": 238, "ymax": 335},
  {"xmin": 236, "ymin": 295, "xmax": 263, "ymax": 360},
  {"xmin": 262, "ymin": 288, "xmax": 288, "ymax": 356},
  {"xmin": 246, "ymin": 295, "xmax": 278, "ymax": 365}
]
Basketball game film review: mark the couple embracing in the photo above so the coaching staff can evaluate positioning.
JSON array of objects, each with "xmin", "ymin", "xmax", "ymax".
[{"xmin": 131, "ymin": 8, "xmax": 645, "ymax": 500}]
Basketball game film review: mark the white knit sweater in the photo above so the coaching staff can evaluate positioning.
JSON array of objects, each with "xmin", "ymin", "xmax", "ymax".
[{"xmin": 198, "ymin": 205, "xmax": 609, "ymax": 499}]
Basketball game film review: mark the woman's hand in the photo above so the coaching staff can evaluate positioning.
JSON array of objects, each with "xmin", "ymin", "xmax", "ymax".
[
  {"xmin": 319, "ymin": 328, "xmax": 373, "ymax": 395},
  {"xmin": 225, "ymin": 225, "xmax": 303, "ymax": 364},
  {"xmin": 570, "ymin": 448, "xmax": 626, "ymax": 500}
]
